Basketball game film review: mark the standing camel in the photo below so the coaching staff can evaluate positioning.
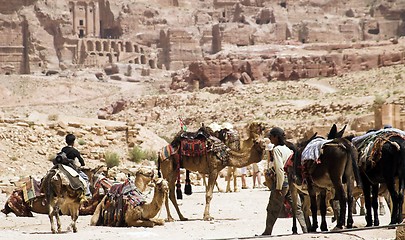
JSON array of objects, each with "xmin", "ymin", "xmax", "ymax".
[
  {"xmin": 207, "ymin": 122, "xmax": 241, "ymax": 193},
  {"xmin": 352, "ymin": 128, "xmax": 405, "ymax": 226},
  {"xmin": 158, "ymin": 121, "xmax": 265, "ymax": 221}
]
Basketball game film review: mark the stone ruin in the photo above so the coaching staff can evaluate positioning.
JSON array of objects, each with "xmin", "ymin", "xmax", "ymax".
[{"xmin": 0, "ymin": 0, "xmax": 404, "ymax": 81}]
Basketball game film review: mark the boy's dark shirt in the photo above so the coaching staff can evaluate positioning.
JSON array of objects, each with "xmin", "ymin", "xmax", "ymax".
[{"xmin": 61, "ymin": 146, "xmax": 85, "ymax": 166}]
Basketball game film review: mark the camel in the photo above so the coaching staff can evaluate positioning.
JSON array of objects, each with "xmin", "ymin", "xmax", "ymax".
[
  {"xmin": 207, "ymin": 122, "xmax": 241, "ymax": 193},
  {"xmin": 158, "ymin": 121, "xmax": 265, "ymax": 221},
  {"xmin": 1, "ymin": 166, "xmax": 154, "ymax": 217},
  {"xmin": 90, "ymin": 178, "xmax": 169, "ymax": 227},
  {"xmin": 80, "ymin": 166, "xmax": 155, "ymax": 215},
  {"xmin": 352, "ymin": 128, "xmax": 405, "ymax": 226}
]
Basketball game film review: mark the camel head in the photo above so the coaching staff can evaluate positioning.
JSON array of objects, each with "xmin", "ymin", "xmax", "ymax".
[
  {"xmin": 134, "ymin": 167, "xmax": 156, "ymax": 192},
  {"xmin": 81, "ymin": 165, "xmax": 107, "ymax": 192},
  {"xmin": 246, "ymin": 121, "xmax": 266, "ymax": 140},
  {"xmin": 153, "ymin": 178, "xmax": 169, "ymax": 195},
  {"xmin": 136, "ymin": 167, "xmax": 155, "ymax": 181}
]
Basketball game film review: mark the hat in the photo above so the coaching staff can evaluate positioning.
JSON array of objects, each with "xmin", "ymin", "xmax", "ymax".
[
  {"xmin": 221, "ymin": 122, "xmax": 234, "ymax": 130},
  {"xmin": 267, "ymin": 127, "xmax": 285, "ymax": 137},
  {"xmin": 208, "ymin": 122, "xmax": 221, "ymax": 132}
]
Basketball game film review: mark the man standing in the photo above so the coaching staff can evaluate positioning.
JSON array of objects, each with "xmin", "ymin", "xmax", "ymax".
[{"xmin": 262, "ymin": 127, "xmax": 293, "ymax": 235}]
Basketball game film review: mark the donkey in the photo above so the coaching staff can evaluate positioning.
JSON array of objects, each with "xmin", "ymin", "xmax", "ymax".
[
  {"xmin": 352, "ymin": 129, "xmax": 405, "ymax": 226},
  {"xmin": 41, "ymin": 164, "xmax": 88, "ymax": 233},
  {"xmin": 2, "ymin": 166, "xmax": 104, "ymax": 217},
  {"xmin": 296, "ymin": 124, "xmax": 359, "ymax": 232}
]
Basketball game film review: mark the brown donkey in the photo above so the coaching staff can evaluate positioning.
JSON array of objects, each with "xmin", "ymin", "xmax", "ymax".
[{"xmin": 41, "ymin": 164, "xmax": 87, "ymax": 233}]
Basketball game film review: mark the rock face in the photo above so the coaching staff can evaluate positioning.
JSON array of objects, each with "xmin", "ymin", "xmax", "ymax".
[
  {"xmin": 171, "ymin": 39, "xmax": 405, "ymax": 88},
  {"xmin": 1, "ymin": 0, "xmax": 405, "ymax": 77}
]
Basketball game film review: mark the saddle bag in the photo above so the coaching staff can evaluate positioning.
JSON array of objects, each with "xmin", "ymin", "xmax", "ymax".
[{"xmin": 180, "ymin": 139, "xmax": 206, "ymax": 157}]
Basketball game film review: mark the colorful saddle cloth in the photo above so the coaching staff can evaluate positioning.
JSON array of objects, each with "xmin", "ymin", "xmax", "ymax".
[{"xmin": 97, "ymin": 179, "xmax": 146, "ymax": 227}]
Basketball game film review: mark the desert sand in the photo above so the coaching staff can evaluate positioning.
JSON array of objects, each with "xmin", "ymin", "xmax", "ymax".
[{"xmin": 0, "ymin": 176, "xmax": 396, "ymax": 240}]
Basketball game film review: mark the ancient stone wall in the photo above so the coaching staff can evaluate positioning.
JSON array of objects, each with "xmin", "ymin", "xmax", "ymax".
[
  {"xmin": 0, "ymin": 17, "xmax": 29, "ymax": 74},
  {"xmin": 77, "ymin": 38, "xmax": 159, "ymax": 68},
  {"xmin": 175, "ymin": 40, "xmax": 405, "ymax": 88},
  {"xmin": 69, "ymin": 0, "xmax": 100, "ymax": 38},
  {"xmin": 375, "ymin": 104, "xmax": 404, "ymax": 130},
  {"xmin": 159, "ymin": 28, "xmax": 203, "ymax": 70}
]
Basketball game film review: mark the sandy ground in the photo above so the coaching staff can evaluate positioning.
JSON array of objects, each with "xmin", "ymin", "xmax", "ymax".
[{"xmin": 0, "ymin": 177, "xmax": 396, "ymax": 240}]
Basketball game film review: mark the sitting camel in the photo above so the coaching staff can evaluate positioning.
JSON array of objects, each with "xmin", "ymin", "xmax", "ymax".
[
  {"xmin": 80, "ymin": 166, "xmax": 155, "ymax": 215},
  {"xmin": 2, "ymin": 166, "xmax": 154, "ymax": 217},
  {"xmin": 90, "ymin": 178, "xmax": 169, "ymax": 227},
  {"xmin": 158, "ymin": 121, "xmax": 265, "ymax": 221}
]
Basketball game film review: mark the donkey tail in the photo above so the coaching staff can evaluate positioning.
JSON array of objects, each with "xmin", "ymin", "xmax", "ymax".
[
  {"xmin": 343, "ymin": 140, "xmax": 361, "ymax": 188},
  {"xmin": 397, "ymin": 139, "xmax": 405, "ymax": 193}
]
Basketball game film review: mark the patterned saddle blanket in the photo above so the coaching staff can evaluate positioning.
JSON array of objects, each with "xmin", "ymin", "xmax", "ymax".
[{"xmin": 97, "ymin": 179, "xmax": 146, "ymax": 227}]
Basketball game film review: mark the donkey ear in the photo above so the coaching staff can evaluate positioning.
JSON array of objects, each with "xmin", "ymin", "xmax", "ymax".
[
  {"xmin": 336, "ymin": 125, "xmax": 347, "ymax": 138},
  {"xmin": 327, "ymin": 124, "xmax": 338, "ymax": 139},
  {"xmin": 310, "ymin": 132, "xmax": 318, "ymax": 141}
]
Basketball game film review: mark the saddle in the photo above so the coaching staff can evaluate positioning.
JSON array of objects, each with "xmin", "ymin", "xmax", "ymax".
[
  {"xmin": 2, "ymin": 177, "xmax": 45, "ymax": 217},
  {"xmin": 20, "ymin": 177, "xmax": 42, "ymax": 202},
  {"xmin": 171, "ymin": 127, "xmax": 211, "ymax": 158},
  {"xmin": 53, "ymin": 164, "xmax": 86, "ymax": 191},
  {"xmin": 97, "ymin": 179, "xmax": 145, "ymax": 227}
]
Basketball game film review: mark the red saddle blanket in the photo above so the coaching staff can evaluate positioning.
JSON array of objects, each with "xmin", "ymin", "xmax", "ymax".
[{"xmin": 180, "ymin": 139, "xmax": 206, "ymax": 157}]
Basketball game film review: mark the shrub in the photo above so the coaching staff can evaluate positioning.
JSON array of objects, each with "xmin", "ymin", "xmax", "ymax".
[
  {"xmin": 129, "ymin": 146, "xmax": 145, "ymax": 163},
  {"xmin": 105, "ymin": 151, "xmax": 120, "ymax": 168},
  {"xmin": 144, "ymin": 150, "xmax": 158, "ymax": 163},
  {"xmin": 374, "ymin": 94, "xmax": 385, "ymax": 105},
  {"xmin": 129, "ymin": 146, "xmax": 157, "ymax": 163},
  {"xmin": 77, "ymin": 139, "xmax": 86, "ymax": 145}
]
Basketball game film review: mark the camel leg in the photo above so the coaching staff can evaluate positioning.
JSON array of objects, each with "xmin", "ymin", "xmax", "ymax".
[
  {"xmin": 129, "ymin": 220, "xmax": 155, "ymax": 227},
  {"xmin": 225, "ymin": 167, "xmax": 232, "ymax": 193},
  {"xmin": 215, "ymin": 180, "xmax": 223, "ymax": 192},
  {"xmin": 55, "ymin": 210, "xmax": 61, "ymax": 233},
  {"xmin": 167, "ymin": 173, "xmax": 188, "ymax": 221},
  {"xmin": 204, "ymin": 171, "xmax": 218, "ymax": 221},
  {"xmin": 233, "ymin": 167, "xmax": 238, "ymax": 192}
]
